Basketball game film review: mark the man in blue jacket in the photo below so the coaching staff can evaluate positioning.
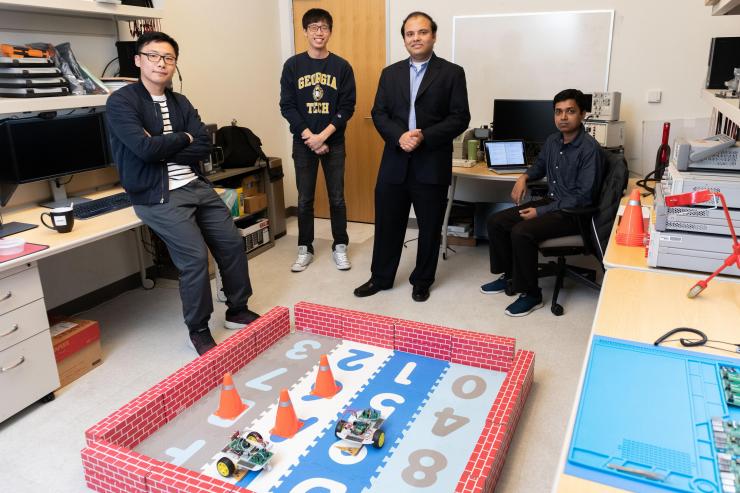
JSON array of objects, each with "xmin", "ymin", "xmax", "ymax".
[{"xmin": 106, "ymin": 31, "xmax": 258, "ymax": 356}]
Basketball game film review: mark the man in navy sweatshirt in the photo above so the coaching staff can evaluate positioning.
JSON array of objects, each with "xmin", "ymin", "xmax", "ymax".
[
  {"xmin": 280, "ymin": 8, "xmax": 356, "ymax": 273},
  {"xmin": 106, "ymin": 31, "xmax": 258, "ymax": 356}
]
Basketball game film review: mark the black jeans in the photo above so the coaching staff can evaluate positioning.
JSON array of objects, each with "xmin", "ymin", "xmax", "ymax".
[
  {"xmin": 487, "ymin": 199, "xmax": 579, "ymax": 295},
  {"xmin": 293, "ymin": 141, "xmax": 348, "ymax": 252},
  {"xmin": 134, "ymin": 179, "xmax": 253, "ymax": 333}
]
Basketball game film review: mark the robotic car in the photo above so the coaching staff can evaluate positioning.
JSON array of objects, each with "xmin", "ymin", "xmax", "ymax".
[
  {"xmin": 334, "ymin": 408, "xmax": 386, "ymax": 448},
  {"xmin": 215, "ymin": 429, "xmax": 274, "ymax": 478}
]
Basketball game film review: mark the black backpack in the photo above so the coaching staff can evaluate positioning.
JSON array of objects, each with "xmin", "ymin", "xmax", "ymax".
[{"xmin": 215, "ymin": 123, "xmax": 267, "ymax": 168}]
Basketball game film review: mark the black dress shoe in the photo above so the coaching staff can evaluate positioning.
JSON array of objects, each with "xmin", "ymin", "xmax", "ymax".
[
  {"xmin": 354, "ymin": 279, "xmax": 389, "ymax": 297},
  {"xmin": 412, "ymin": 285, "xmax": 430, "ymax": 302}
]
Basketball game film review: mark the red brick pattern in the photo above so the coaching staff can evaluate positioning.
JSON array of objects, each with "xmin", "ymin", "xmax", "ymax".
[
  {"xmin": 339, "ymin": 308, "xmax": 396, "ymax": 349},
  {"xmin": 81, "ymin": 440, "xmax": 154, "ymax": 493},
  {"xmin": 252, "ymin": 307, "xmax": 291, "ymax": 354},
  {"xmin": 82, "ymin": 307, "xmax": 291, "ymax": 492},
  {"xmin": 84, "ymin": 384, "xmax": 168, "ymax": 449},
  {"xmin": 455, "ymin": 350, "xmax": 535, "ymax": 493},
  {"xmin": 83, "ymin": 303, "xmax": 533, "ymax": 493},
  {"xmin": 449, "ymin": 330, "xmax": 516, "ymax": 372},
  {"xmin": 147, "ymin": 462, "xmax": 247, "ymax": 493},
  {"xmin": 393, "ymin": 320, "xmax": 452, "ymax": 361},
  {"xmin": 294, "ymin": 301, "xmax": 344, "ymax": 338}
]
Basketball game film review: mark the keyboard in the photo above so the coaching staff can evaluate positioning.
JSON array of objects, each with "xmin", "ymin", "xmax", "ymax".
[{"xmin": 73, "ymin": 192, "xmax": 132, "ymax": 219}]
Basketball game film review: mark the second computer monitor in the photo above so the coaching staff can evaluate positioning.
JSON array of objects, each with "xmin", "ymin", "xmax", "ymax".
[{"xmin": 492, "ymin": 99, "xmax": 558, "ymax": 144}]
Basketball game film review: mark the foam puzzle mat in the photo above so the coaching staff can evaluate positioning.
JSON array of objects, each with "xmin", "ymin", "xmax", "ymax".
[{"xmin": 81, "ymin": 303, "xmax": 534, "ymax": 493}]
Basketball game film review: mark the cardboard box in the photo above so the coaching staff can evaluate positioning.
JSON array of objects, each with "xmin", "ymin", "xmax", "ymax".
[
  {"xmin": 236, "ymin": 187, "xmax": 245, "ymax": 216},
  {"xmin": 50, "ymin": 318, "xmax": 102, "ymax": 387},
  {"xmin": 241, "ymin": 175, "xmax": 262, "ymax": 197},
  {"xmin": 243, "ymin": 192, "xmax": 267, "ymax": 214},
  {"xmin": 447, "ymin": 235, "xmax": 476, "ymax": 247}
]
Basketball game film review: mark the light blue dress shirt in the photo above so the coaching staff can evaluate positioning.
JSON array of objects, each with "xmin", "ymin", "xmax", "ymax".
[{"xmin": 408, "ymin": 58, "xmax": 430, "ymax": 130}]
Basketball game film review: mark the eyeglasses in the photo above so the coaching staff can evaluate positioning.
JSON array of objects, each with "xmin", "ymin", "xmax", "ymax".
[
  {"xmin": 138, "ymin": 52, "xmax": 177, "ymax": 65},
  {"xmin": 307, "ymin": 24, "xmax": 330, "ymax": 34}
]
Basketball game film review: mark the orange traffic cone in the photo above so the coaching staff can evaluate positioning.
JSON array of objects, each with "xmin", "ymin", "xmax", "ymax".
[
  {"xmin": 214, "ymin": 373, "xmax": 248, "ymax": 419},
  {"xmin": 271, "ymin": 388, "xmax": 304, "ymax": 438},
  {"xmin": 616, "ymin": 189, "xmax": 646, "ymax": 246},
  {"xmin": 311, "ymin": 354, "xmax": 341, "ymax": 398}
]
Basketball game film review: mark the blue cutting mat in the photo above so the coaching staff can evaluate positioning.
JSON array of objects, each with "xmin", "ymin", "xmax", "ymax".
[{"xmin": 565, "ymin": 336, "xmax": 740, "ymax": 493}]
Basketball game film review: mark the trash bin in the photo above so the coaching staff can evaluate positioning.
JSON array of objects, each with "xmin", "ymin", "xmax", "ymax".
[{"xmin": 267, "ymin": 157, "xmax": 286, "ymax": 239}]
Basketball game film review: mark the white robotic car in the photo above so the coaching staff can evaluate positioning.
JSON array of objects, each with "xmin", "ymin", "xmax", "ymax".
[
  {"xmin": 334, "ymin": 408, "xmax": 386, "ymax": 449},
  {"xmin": 215, "ymin": 429, "xmax": 274, "ymax": 478}
]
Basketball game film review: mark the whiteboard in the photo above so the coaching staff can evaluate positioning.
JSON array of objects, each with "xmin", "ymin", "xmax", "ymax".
[{"xmin": 453, "ymin": 10, "xmax": 614, "ymax": 126}]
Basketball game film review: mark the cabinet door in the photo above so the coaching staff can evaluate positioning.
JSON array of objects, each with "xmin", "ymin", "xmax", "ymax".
[{"xmin": 0, "ymin": 330, "xmax": 59, "ymax": 423}]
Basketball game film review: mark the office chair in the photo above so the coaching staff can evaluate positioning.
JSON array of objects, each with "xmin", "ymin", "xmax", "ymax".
[{"xmin": 533, "ymin": 149, "xmax": 629, "ymax": 315}]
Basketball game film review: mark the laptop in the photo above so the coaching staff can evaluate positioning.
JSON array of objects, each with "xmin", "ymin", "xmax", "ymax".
[{"xmin": 484, "ymin": 140, "xmax": 529, "ymax": 174}]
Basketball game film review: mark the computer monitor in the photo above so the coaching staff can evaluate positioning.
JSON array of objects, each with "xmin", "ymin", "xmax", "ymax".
[
  {"xmin": 492, "ymin": 99, "xmax": 559, "ymax": 144},
  {"xmin": 0, "ymin": 111, "xmax": 112, "ymax": 209}
]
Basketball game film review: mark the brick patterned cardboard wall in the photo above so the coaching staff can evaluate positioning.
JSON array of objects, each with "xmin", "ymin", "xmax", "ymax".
[
  {"xmin": 449, "ymin": 330, "xmax": 516, "ymax": 372},
  {"xmin": 338, "ymin": 307, "xmax": 395, "ymax": 349},
  {"xmin": 81, "ymin": 440, "xmax": 156, "ymax": 493},
  {"xmin": 294, "ymin": 301, "xmax": 344, "ymax": 338},
  {"xmin": 393, "ymin": 319, "xmax": 452, "ymax": 361},
  {"xmin": 84, "ymin": 384, "xmax": 167, "ymax": 449},
  {"xmin": 83, "ymin": 304, "xmax": 533, "ymax": 493},
  {"xmin": 252, "ymin": 306, "xmax": 291, "ymax": 354},
  {"xmin": 294, "ymin": 302, "xmax": 396, "ymax": 348},
  {"xmin": 147, "ymin": 462, "xmax": 247, "ymax": 493},
  {"xmin": 161, "ymin": 307, "xmax": 290, "ymax": 422},
  {"xmin": 455, "ymin": 350, "xmax": 535, "ymax": 493}
]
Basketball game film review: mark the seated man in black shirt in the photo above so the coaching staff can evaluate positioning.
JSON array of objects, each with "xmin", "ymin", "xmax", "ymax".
[{"xmin": 481, "ymin": 89, "xmax": 603, "ymax": 317}]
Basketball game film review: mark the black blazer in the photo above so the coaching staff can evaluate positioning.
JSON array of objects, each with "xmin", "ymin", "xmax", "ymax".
[{"xmin": 371, "ymin": 53, "xmax": 470, "ymax": 186}]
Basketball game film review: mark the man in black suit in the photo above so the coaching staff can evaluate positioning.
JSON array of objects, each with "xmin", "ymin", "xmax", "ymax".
[{"xmin": 354, "ymin": 11, "xmax": 470, "ymax": 302}]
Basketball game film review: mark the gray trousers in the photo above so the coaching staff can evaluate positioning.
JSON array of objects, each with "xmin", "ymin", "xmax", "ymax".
[{"xmin": 134, "ymin": 179, "xmax": 252, "ymax": 333}]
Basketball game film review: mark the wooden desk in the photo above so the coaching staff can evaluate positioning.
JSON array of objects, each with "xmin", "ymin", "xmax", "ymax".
[
  {"xmin": 1, "ymin": 187, "xmax": 149, "ymax": 279},
  {"xmin": 553, "ymin": 268, "xmax": 740, "ymax": 492},
  {"xmin": 442, "ymin": 162, "xmax": 524, "ymax": 258}
]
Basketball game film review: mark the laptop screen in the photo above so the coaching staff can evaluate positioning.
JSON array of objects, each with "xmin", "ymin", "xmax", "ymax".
[{"xmin": 485, "ymin": 140, "xmax": 525, "ymax": 167}]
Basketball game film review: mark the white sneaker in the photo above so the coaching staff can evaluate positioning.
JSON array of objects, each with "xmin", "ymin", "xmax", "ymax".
[
  {"xmin": 291, "ymin": 246, "xmax": 313, "ymax": 272},
  {"xmin": 332, "ymin": 244, "xmax": 351, "ymax": 270}
]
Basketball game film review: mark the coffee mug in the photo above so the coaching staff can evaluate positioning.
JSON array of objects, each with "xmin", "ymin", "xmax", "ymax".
[{"xmin": 40, "ymin": 206, "xmax": 74, "ymax": 233}]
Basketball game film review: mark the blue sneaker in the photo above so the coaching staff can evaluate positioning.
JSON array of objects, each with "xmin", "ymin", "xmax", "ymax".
[
  {"xmin": 504, "ymin": 291, "xmax": 544, "ymax": 317},
  {"xmin": 480, "ymin": 275, "xmax": 510, "ymax": 294}
]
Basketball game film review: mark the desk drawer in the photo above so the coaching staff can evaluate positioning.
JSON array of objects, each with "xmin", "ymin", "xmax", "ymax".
[
  {"xmin": 0, "ymin": 265, "xmax": 43, "ymax": 315},
  {"xmin": 0, "ymin": 300, "xmax": 49, "ymax": 352},
  {"xmin": 0, "ymin": 329, "xmax": 59, "ymax": 423}
]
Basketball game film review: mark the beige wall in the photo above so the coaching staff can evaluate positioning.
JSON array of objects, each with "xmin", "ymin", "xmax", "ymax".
[
  {"xmin": 162, "ymin": 0, "xmax": 292, "ymax": 188},
  {"xmin": 384, "ymin": 0, "xmax": 740, "ymax": 175}
]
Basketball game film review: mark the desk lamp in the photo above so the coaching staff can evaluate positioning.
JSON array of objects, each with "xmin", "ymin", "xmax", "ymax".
[{"xmin": 664, "ymin": 189, "xmax": 739, "ymax": 298}]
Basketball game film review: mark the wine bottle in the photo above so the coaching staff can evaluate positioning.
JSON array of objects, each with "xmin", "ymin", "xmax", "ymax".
[{"xmin": 654, "ymin": 122, "xmax": 671, "ymax": 181}]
